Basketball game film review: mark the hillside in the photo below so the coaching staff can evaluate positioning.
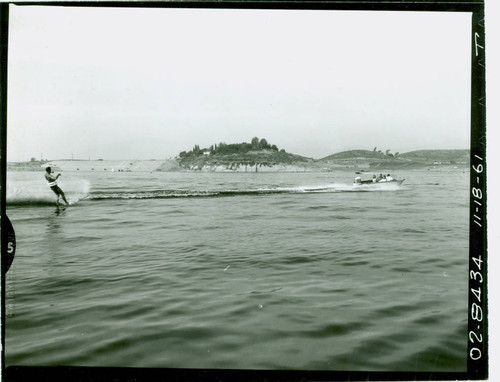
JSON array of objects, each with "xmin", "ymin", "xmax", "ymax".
[
  {"xmin": 318, "ymin": 149, "xmax": 469, "ymax": 169},
  {"xmin": 398, "ymin": 149, "xmax": 469, "ymax": 163},
  {"xmin": 320, "ymin": 150, "xmax": 387, "ymax": 161},
  {"xmin": 177, "ymin": 149, "xmax": 315, "ymax": 172}
]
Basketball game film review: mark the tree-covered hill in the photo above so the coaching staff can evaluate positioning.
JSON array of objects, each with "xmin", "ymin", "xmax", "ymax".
[
  {"xmin": 176, "ymin": 137, "xmax": 313, "ymax": 171},
  {"xmin": 179, "ymin": 137, "xmax": 280, "ymax": 159}
]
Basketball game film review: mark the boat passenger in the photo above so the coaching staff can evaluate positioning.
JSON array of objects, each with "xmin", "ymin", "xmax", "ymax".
[
  {"xmin": 372, "ymin": 175, "xmax": 377, "ymax": 182},
  {"xmin": 386, "ymin": 174, "xmax": 393, "ymax": 181},
  {"xmin": 376, "ymin": 174, "xmax": 383, "ymax": 182}
]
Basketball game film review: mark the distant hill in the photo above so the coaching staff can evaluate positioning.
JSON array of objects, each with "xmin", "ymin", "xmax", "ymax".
[
  {"xmin": 398, "ymin": 149, "xmax": 469, "ymax": 163},
  {"xmin": 319, "ymin": 150, "xmax": 386, "ymax": 161},
  {"xmin": 318, "ymin": 149, "xmax": 469, "ymax": 168}
]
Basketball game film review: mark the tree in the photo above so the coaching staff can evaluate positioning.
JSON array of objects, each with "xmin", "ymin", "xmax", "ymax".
[
  {"xmin": 192, "ymin": 144, "xmax": 202, "ymax": 156},
  {"xmin": 260, "ymin": 138, "xmax": 269, "ymax": 149},
  {"xmin": 251, "ymin": 137, "xmax": 260, "ymax": 149},
  {"xmin": 373, "ymin": 147, "xmax": 377, "ymax": 152},
  {"xmin": 271, "ymin": 144, "xmax": 278, "ymax": 151},
  {"xmin": 385, "ymin": 149, "xmax": 391, "ymax": 156},
  {"xmin": 217, "ymin": 142, "xmax": 227, "ymax": 154},
  {"xmin": 243, "ymin": 142, "xmax": 252, "ymax": 152}
]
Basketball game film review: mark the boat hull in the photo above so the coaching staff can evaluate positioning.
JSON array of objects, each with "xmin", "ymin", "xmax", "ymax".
[{"xmin": 353, "ymin": 179, "xmax": 405, "ymax": 186}]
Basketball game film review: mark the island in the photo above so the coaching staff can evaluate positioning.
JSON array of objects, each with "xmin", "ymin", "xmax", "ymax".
[{"xmin": 159, "ymin": 137, "xmax": 316, "ymax": 172}]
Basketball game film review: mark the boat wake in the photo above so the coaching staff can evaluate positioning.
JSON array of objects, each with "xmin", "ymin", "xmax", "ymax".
[
  {"xmin": 87, "ymin": 183, "xmax": 404, "ymax": 201},
  {"xmin": 7, "ymin": 180, "xmax": 405, "ymax": 206}
]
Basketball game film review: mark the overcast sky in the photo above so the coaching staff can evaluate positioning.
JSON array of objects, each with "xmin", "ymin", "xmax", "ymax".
[{"xmin": 7, "ymin": 6, "xmax": 471, "ymax": 161}]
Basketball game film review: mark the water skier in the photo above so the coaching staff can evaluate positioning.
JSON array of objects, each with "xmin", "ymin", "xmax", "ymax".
[{"xmin": 45, "ymin": 166, "xmax": 69, "ymax": 206}]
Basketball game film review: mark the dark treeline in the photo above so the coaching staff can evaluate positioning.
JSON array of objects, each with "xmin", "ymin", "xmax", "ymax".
[{"xmin": 179, "ymin": 137, "xmax": 282, "ymax": 158}]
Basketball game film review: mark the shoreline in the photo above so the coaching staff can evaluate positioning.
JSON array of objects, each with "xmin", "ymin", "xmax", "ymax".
[{"xmin": 7, "ymin": 159, "xmax": 468, "ymax": 173}]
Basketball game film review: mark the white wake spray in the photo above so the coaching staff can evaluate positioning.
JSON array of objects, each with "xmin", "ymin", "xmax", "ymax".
[
  {"xmin": 6, "ymin": 178, "xmax": 91, "ymax": 206},
  {"xmin": 65, "ymin": 179, "xmax": 91, "ymax": 205}
]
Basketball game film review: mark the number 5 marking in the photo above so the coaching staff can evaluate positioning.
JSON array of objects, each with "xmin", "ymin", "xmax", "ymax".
[{"xmin": 475, "ymin": 32, "xmax": 484, "ymax": 57}]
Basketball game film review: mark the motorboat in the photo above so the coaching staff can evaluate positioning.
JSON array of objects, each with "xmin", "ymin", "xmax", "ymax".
[{"xmin": 353, "ymin": 176, "xmax": 405, "ymax": 186}]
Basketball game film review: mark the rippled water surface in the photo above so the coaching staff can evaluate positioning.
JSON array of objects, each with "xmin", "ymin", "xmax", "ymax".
[{"xmin": 5, "ymin": 168, "xmax": 469, "ymax": 371}]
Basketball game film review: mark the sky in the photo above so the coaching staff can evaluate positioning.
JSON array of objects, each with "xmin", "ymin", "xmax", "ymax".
[{"xmin": 7, "ymin": 6, "xmax": 472, "ymax": 161}]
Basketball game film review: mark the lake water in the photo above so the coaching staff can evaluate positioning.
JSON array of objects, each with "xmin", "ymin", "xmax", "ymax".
[{"xmin": 5, "ymin": 168, "xmax": 469, "ymax": 371}]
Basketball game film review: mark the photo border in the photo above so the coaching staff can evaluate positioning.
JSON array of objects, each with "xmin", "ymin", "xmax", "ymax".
[{"xmin": 0, "ymin": 1, "xmax": 487, "ymax": 380}]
